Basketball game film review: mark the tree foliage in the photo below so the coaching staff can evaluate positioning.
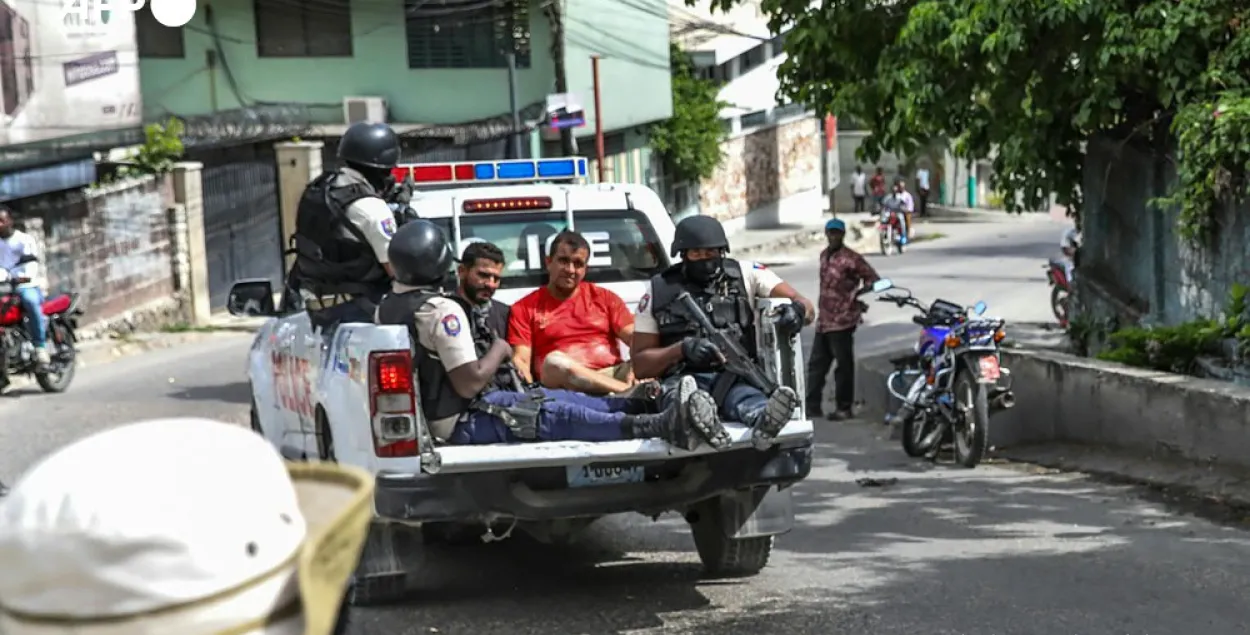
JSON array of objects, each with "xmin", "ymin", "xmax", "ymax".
[
  {"xmin": 705, "ymin": 0, "xmax": 1250, "ymax": 237},
  {"xmin": 650, "ymin": 43, "xmax": 729, "ymax": 183}
]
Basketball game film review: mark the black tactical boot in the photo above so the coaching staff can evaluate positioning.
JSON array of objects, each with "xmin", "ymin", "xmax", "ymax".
[
  {"xmin": 747, "ymin": 385, "xmax": 800, "ymax": 449},
  {"xmin": 624, "ymin": 377, "xmax": 729, "ymax": 450}
]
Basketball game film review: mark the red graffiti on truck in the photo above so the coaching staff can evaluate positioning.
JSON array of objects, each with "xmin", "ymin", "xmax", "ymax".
[{"xmin": 271, "ymin": 351, "xmax": 314, "ymax": 418}]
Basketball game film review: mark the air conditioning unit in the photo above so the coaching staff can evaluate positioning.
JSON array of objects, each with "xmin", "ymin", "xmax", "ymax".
[{"xmin": 342, "ymin": 97, "xmax": 388, "ymax": 125}]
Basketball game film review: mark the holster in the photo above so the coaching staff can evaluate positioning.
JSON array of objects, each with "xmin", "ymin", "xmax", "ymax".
[{"xmin": 469, "ymin": 389, "xmax": 550, "ymax": 440}]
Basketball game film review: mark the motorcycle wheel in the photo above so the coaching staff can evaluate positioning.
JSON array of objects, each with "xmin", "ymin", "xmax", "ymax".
[
  {"xmin": 951, "ymin": 369, "xmax": 990, "ymax": 468},
  {"xmin": 1051, "ymin": 285, "xmax": 1070, "ymax": 327},
  {"xmin": 879, "ymin": 229, "xmax": 891, "ymax": 256},
  {"xmin": 901, "ymin": 410, "xmax": 935, "ymax": 457},
  {"xmin": 36, "ymin": 323, "xmax": 76, "ymax": 393}
]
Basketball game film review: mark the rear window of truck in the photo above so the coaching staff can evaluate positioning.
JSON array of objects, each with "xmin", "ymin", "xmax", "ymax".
[{"xmin": 431, "ymin": 210, "xmax": 668, "ymax": 290}]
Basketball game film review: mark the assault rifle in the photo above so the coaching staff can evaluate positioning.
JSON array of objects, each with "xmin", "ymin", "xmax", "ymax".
[
  {"xmin": 469, "ymin": 304, "xmax": 526, "ymax": 392},
  {"xmin": 676, "ymin": 291, "xmax": 779, "ymax": 394}
]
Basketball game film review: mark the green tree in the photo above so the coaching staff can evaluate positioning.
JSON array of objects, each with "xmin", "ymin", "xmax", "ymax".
[
  {"xmin": 650, "ymin": 43, "xmax": 729, "ymax": 184},
  {"xmin": 709, "ymin": 0, "xmax": 1250, "ymax": 238}
]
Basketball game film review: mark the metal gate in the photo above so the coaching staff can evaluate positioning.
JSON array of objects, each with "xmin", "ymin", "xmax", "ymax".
[{"xmin": 194, "ymin": 144, "xmax": 284, "ymax": 308}]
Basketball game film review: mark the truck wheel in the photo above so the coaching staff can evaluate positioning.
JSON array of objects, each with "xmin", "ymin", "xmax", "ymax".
[
  {"xmin": 315, "ymin": 408, "xmax": 336, "ymax": 462},
  {"xmin": 688, "ymin": 499, "xmax": 773, "ymax": 578},
  {"xmin": 249, "ymin": 400, "xmax": 263, "ymax": 435}
]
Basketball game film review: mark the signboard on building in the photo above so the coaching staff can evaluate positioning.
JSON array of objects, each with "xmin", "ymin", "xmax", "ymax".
[{"xmin": 0, "ymin": 0, "xmax": 141, "ymax": 147}]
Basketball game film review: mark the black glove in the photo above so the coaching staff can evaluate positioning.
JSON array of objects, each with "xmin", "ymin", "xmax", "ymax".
[
  {"xmin": 773, "ymin": 300, "xmax": 806, "ymax": 335},
  {"xmin": 682, "ymin": 337, "xmax": 724, "ymax": 369}
]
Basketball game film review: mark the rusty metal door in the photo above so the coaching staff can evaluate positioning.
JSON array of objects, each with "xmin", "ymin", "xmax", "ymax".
[{"xmin": 195, "ymin": 144, "xmax": 283, "ymax": 308}]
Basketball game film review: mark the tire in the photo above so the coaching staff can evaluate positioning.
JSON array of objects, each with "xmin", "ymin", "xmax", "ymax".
[
  {"xmin": 952, "ymin": 368, "xmax": 990, "ymax": 468},
  {"xmin": 689, "ymin": 498, "xmax": 773, "ymax": 578},
  {"xmin": 879, "ymin": 229, "xmax": 890, "ymax": 255},
  {"xmin": 900, "ymin": 411, "xmax": 933, "ymax": 458},
  {"xmin": 249, "ymin": 401, "xmax": 263, "ymax": 435},
  {"xmin": 36, "ymin": 323, "xmax": 75, "ymax": 393},
  {"xmin": 1051, "ymin": 285, "xmax": 1070, "ymax": 326},
  {"xmin": 316, "ymin": 408, "xmax": 336, "ymax": 462}
]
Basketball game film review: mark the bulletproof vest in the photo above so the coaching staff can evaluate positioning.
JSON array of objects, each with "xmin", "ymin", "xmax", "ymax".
[
  {"xmin": 650, "ymin": 259, "xmax": 757, "ymax": 370},
  {"xmin": 375, "ymin": 289, "xmax": 475, "ymax": 422},
  {"xmin": 468, "ymin": 300, "xmax": 521, "ymax": 392},
  {"xmin": 290, "ymin": 170, "xmax": 390, "ymax": 298}
]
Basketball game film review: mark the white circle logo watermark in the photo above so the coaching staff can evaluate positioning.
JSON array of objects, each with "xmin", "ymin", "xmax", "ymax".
[{"xmin": 63, "ymin": 0, "xmax": 197, "ymax": 28}]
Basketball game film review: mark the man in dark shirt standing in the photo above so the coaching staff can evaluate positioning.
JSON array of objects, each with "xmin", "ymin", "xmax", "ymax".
[{"xmin": 805, "ymin": 219, "xmax": 880, "ymax": 420}]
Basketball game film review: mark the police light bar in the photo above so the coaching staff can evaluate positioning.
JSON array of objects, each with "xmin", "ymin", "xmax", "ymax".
[{"xmin": 392, "ymin": 157, "xmax": 589, "ymax": 185}]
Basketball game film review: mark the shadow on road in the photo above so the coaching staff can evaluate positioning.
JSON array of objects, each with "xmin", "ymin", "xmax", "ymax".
[
  {"xmin": 167, "ymin": 381, "xmax": 252, "ymax": 405},
  {"xmin": 914, "ymin": 241, "xmax": 1058, "ymax": 260}
]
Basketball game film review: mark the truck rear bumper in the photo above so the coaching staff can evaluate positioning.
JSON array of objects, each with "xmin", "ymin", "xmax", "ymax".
[{"xmin": 374, "ymin": 442, "xmax": 813, "ymax": 523}]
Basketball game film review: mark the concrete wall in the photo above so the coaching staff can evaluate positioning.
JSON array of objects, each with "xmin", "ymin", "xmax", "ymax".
[
  {"xmin": 856, "ymin": 347, "xmax": 1250, "ymax": 469},
  {"xmin": 9, "ymin": 168, "xmax": 211, "ymax": 334},
  {"xmin": 699, "ymin": 115, "xmax": 822, "ymax": 230}
]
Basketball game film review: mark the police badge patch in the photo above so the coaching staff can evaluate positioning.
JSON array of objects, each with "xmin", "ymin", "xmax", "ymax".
[
  {"xmin": 379, "ymin": 217, "xmax": 397, "ymax": 237},
  {"xmin": 442, "ymin": 314, "xmax": 462, "ymax": 336},
  {"xmin": 752, "ymin": 262, "xmax": 767, "ymax": 270},
  {"xmin": 637, "ymin": 293, "xmax": 650, "ymax": 314}
]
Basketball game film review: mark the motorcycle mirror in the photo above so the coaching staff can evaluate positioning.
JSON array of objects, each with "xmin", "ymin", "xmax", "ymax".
[
  {"xmin": 973, "ymin": 301, "xmax": 987, "ymax": 315},
  {"xmin": 871, "ymin": 279, "xmax": 894, "ymax": 293}
]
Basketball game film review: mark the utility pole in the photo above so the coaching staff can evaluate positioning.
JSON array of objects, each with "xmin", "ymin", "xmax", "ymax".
[
  {"xmin": 592, "ymin": 55, "xmax": 605, "ymax": 181},
  {"xmin": 506, "ymin": 53, "xmax": 521, "ymax": 159}
]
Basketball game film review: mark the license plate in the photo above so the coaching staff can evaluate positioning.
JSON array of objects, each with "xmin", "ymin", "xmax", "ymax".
[
  {"xmin": 978, "ymin": 356, "xmax": 1001, "ymax": 380},
  {"xmin": 566, "ymin": 464, "xmax": 645, "ymax": 488}
]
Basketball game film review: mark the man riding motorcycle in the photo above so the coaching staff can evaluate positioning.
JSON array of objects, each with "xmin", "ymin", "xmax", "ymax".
[{"xmin": 0, "ymin": 207, "xmax": 48, "ymax": 369}]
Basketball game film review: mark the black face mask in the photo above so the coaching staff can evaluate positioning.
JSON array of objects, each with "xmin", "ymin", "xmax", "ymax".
[{"xmin": 685, "ymin": 257, "xmax": 723, "ymax": 283}]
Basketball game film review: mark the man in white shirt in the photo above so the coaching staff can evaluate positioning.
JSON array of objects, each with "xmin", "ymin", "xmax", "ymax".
[
  {"xmin": 851, "ymin": 165, "xmax": 867, "ymax": 213},
  {"xmin": 1059, "ymin": 224, "xmax": 1081, "ymax": 282},
  {"xmin": 886, "ymin": 178, "xmax": 916, "ymax": 240},
  {"xmin": 0, "ymin": 207, "xmax": 48, "ymax": 367},
  {"xmin": 915, "ymin": 167, "xmax": 931, "ymax": 216}
]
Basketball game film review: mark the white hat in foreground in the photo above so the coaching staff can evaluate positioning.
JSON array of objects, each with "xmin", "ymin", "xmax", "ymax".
[{"xmin": 0, "ymin": 418, "xmax": 374, "ymax": 635}]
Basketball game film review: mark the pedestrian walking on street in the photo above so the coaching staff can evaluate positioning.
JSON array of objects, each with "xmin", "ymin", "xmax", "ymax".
[
  {"xmin": 851, "ymin": 165, "xmax": 867, "ymax": 213},
  {"xmin": 805, "ymin": 219, "xmax": 881, "ymax": 420}
]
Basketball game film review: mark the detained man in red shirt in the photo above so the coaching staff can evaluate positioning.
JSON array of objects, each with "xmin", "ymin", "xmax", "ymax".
[{"xmin": 508, "ymin": 231, "xmax": 643, "ymax": 395}]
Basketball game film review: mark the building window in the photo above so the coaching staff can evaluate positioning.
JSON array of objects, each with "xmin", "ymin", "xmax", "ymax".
[
  {"xmin": 740, "ymin": 43, "xmax": 766, "ymax": 73},
  {"xmin": 254, "ymin": 0, "xmax": 353, "ymax": 58},
  {"xmin": 136, "ymin": 6, "xmax": 184, "ymax": 58},
  {"xmin": 405, "ymin": 0, "xmax": 532, "ymax": 69},
  {"xmin": 741, "ymin": 110, "xmax": 768, "ymax": 128}
]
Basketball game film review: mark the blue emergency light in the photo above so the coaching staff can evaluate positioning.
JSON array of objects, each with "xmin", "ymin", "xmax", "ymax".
[{"xmin": 392, "ymin": 157, "xmax": 589, "ymax": 185}]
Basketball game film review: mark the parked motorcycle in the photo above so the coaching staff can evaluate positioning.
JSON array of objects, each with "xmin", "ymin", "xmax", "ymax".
[
  {"xmin": 877, "ymin": 198, "xmax": 906, "ymax": 256},
  {"xmin": 873, "ymin": 279, "xmax": 1015, "ymax": 468},
  {"xmin": 0, "ymin": 255, "xmax": 83, "ymax": 393},
  {"xmin": 1044, "ymin": 258, "xmax": 1071, "ymax": 327}
]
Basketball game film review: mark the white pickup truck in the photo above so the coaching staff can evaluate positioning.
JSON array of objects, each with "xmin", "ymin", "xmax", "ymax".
[{"xmin": 228, "ymin": 157, "xmax": 814, "ymax": 605}]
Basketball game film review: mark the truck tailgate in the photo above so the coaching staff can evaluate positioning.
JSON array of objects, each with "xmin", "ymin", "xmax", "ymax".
[{"xmin": 426, "ymin": 419, "xmax": 813, "ymax": 474}]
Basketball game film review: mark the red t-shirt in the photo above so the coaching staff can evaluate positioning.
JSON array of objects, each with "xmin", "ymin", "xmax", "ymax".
[{"xmin": 507, "ymin": 282, "xmax": 633, "ymax": 377}]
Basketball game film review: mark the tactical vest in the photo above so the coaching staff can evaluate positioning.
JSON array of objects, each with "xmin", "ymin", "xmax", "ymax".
[
  {"xmin": 290, "ymin": 170, "xmax": 390, "ymax": 298},
  {"xmin": 650, "ymin": 259, "xmax": 757, "ymax": 372},
  {"xmin": 467, "ymin": 300, "xmax": 523, "ymax": 392},
  {"xmin": 375, "ymin": 289, "xmax": 476, "ymax": 422}
]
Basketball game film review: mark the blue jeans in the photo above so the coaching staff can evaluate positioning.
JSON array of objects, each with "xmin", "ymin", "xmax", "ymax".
[
  {"xmin": 666, "ymin": 372, "xmax": 768, "ymax": 424},
  {"xmin": 17, "ymin": 287, "xmax": 47, "ymax": 348},
  {"xmin": 448, "ymin": 388, "xmax": 640, "ymax": 444}
]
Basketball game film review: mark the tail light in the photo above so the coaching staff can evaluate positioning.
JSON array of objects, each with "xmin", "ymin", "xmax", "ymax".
[{"xmin": 368, "ymin": 351, "xmax": 418, "ymax": 458}]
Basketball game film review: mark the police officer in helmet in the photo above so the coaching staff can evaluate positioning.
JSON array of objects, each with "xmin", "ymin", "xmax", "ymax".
[
  {"xmin": 289, "ymin": 122, "xmax": 403, "ymax": 329},
  {"xmin": 376, "ymin": 221, "xmax": 727, "ymax": 449},
  {"xmin": 631, "ymin": 215, "xmax": 816, "ymax": 444}
]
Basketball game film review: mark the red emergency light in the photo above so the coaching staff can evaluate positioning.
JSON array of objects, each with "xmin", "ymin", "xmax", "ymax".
[
  {"xmin": 463, "ymin": 196, "xmax": 553, "ymax": 213},
  {"xmin": 391, "ymin": 157, "xmax": 588, "ymax": 185}
]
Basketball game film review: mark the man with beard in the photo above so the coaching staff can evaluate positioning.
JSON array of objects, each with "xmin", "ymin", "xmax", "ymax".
[{"xmin": 457, "ymin": 240, "xmax": 525, "ymax": 391}]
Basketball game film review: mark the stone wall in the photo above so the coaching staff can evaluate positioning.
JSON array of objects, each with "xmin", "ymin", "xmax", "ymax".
[
  {"xmin": 12, "ymin": 175, "xmax": 188, "ymax": 333},
  {"xmin": 699, "ymin": 116, "xmax": 821, "ymax": 223}
]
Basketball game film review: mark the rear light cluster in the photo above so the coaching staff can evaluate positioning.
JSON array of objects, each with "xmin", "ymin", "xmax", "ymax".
[
  {"xmin": 368, "ymin": 351, "xmax": 418, "ymax": 458},
  {"xmin": 463, "ymin": 196, "xmax": 553, "ymax": 213}
]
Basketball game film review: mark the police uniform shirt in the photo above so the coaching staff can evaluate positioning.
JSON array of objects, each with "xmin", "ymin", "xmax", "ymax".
[
  {"xmin": 633, "ymin": 260, "xmax": 784, "ymax": 334},
  {"xmin": 335, "ymin": 168, "xmax": 396, "ymax": 264},
  {"xmin": 390, "ymin": 282, "xmax": 479, "ymax": 440}
]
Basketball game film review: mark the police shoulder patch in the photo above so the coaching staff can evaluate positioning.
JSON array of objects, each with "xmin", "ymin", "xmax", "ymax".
[
  {"xmin": 752, "ymin": 262, "xmax": 768, "ymax": 270},
  {"xmin": 637, "ymin": 293, "xmax": 650, "ymax": 314},
  {"xmin": 379, "ymin": 217, "xmax": 397, "ymax": 237},
  {"xmin": 441, "ymin": 314, "xmax": 462, "ymax": 336}
]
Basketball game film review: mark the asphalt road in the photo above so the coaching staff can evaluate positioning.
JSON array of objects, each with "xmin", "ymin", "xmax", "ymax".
[{"xmin": 8, "ymin": 217, "xmax": 1250, "ymax": 634}]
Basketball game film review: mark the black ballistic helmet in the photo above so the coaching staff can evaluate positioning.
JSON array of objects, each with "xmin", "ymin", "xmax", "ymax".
[
  {"xmin": 388, "ymin": 220, "xmax": 454, "ymax": 286},
  {"xmin": 337, "ymin": 122, "xmax": 401, "ymax": 169},
  {"xmin": 671, "ymin": 215, "xmax": 730, "ymax": 257}
]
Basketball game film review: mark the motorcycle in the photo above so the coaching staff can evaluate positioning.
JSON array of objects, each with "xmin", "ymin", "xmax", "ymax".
[
  {"xmin": 873, "ymin": 279, "xmax": 1015, "ymax": 468},
  {"xmin": 1044, "ymin": 258, "xmax": 1071, "ymax": 327},
  {"xmin": 0, "ymin": 254, "xmax": 83, "ymax": 393},
  {"xmin": 877, "ymin": 198, "xmax": 906, "ymax": 256}
]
